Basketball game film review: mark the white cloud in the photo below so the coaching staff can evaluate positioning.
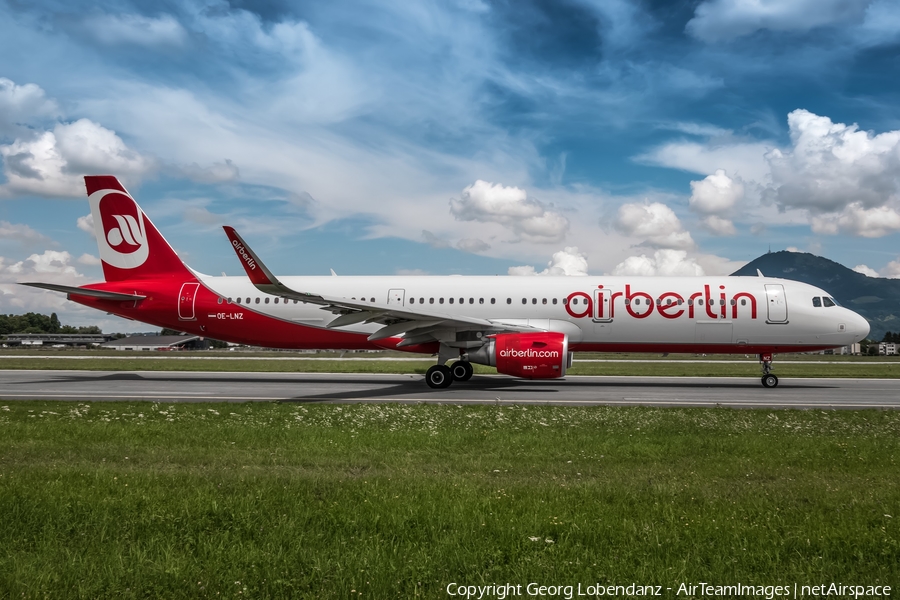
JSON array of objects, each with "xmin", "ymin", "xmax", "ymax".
[
  {"xmin": 700, "ymin": 215, "xmax": 737, "ymax": 236},
  {"xmin": 456, "ymin": 238, "xmax": 490, "ymax": 253},
  {"xmin": 611, "ymin": 249, "xmax": 705, "ymax": 276},
  {"xmin": 421, "ymin": 230, "xmax": 450, "ymax": 248},
  {"xmin": 636, "ymin": 140, "xmax": 771, "ymax": 183},
  {"xmin": 786, "ymin": 246, "xmax": 801, "ymax": 252},
  {"xmin": 686, "ymin": 0, "xmax": 870, "ymax": 42},
  {"xmin": 508, "ymin": 247, "xmax": 588, "ymax": 276},
  {"xmin": 689, "ymin": 169, "xmax": 744, "ymax": 214},
  {"xmin": 86, "ymin": 13, "xmax": 188, "ymax": 48},
  {"xmin": 0, "ymin": 119, "xmax": 153, "ymax": 198},
  {"xmin": 853, "ymin": 264, "xmax": 879, "ymax": 277},
  {"xmin": 615, "ymin": 202, "xmax": 695, "ymax": 249},
  {"xmin": 76, "ymin": 214, "xmax": 95, "ymax": 238},
  {"xmin": 77, "ymin": 253, "xmax": 102, "ymax": 266},
  {"xmin": 810, "ymin": 203, "xmax": 900, "ymax": 238},
  {"xmin": 176, "ymin": 159, "xmax": 240, "ymax": 184},
  {"xmin": 882, "ymin": 258, "xmax": 900, "ymax": 279},
  {"xmin": 765, "ymin": 109, "xmax": 900, "ymax": 214},
  {"xmin": 0, "ymin": 220, "xmax": 52, "ymax": 245},
  {"xmin": 0, "ymin": 78, "xmax": 59, "ymax": 136},
  {"xmin": 450, "ymin": 180, "xmax": 569, "ymax": 243}
]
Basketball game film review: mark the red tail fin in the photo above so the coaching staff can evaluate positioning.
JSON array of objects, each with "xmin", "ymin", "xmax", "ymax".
[{"xmin": 85, "ymin": 176, "xmax": 192, "ymax": 282}]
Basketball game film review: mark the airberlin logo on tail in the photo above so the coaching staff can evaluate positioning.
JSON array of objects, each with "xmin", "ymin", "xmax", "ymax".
[
  {"xmin": 107, "ymin": 214, "xmax": 145, "ymax": 248},
  {"xmin": 231, "ymin": 240, "xmax": 257, "ymax": 271},
  {"xmin": 89, "ymin": 189, "xmax": 149, "ymax": 270}
]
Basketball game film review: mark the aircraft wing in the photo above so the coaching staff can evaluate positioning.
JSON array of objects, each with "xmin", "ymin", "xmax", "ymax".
[
  {"xmin": 222, "ymin": 226, "xmax": 537, "ymax": 344},
  {"xmin": 19, "ymin": 282, "xmax": 147, "ymax": 301}
]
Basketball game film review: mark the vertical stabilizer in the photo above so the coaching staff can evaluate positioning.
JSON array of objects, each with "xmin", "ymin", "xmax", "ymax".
[{"xmin": 85, "ymin": 175, "xmax": 192, "ymax": 282}]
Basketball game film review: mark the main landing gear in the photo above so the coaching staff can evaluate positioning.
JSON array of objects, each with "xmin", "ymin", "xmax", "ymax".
[
  {"xmin": 759, "ymin": 353, "xmax": 778, "ymax": 388},
  {"xmin": 425, "ymin": 360, "xmax": 473, "ymax": 389}
]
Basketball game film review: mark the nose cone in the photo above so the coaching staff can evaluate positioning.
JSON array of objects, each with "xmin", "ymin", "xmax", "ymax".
[{"xmin": 850, "ymin": 311, "xmax": 870, "ymax": 342}]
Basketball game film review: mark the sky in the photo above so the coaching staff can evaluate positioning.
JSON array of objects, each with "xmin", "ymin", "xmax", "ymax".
[{"xmin": 1, "ymin": 0, "xmax": 900, "ymax": 331}]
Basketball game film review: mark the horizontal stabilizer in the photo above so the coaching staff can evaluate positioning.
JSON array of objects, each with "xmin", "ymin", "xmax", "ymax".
[{"xmin": 19, "ymin": 282, "xmax": 147, "ymax": 301}]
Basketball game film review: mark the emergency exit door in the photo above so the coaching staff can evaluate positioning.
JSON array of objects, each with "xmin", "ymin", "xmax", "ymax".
[
  {"xmin": 178, "ymin": 282, "xmax": 200, "ymax": 321},
  {"xmin": 765, "ymin": 284, "xmax": 788, "ymax": 323}
]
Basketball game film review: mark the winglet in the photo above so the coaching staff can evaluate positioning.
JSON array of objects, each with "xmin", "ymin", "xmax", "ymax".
[{"xmin": 222, "ymin": 226, "xmax": 280, "ymax": 286}]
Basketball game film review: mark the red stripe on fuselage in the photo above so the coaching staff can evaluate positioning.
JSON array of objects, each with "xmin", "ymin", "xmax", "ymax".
[{"xmin": 68, "ymin": 279, "xmax": 437, "ymax": 353}]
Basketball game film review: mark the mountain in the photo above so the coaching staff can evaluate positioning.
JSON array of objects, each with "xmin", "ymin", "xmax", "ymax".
[{"xmin": 731, "ymin": 251, "xmax": 900, "ymax": 342}]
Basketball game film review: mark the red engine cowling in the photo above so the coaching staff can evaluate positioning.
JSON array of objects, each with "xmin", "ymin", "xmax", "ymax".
[{"xmin": 468, "ymin": 332, "xmax": 570, "ymax": 379}]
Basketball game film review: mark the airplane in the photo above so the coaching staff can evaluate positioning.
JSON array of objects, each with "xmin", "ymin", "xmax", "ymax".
[{"xmin": 21, "ymin": 175, "xmax": 870, "ymax": 389}]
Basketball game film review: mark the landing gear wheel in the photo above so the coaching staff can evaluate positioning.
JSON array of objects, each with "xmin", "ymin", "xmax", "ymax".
[
  {"xmin": 761, "ymin": 374, "xmax": 779, "ymax": 388},
  {"xmin": 425, "ymin": 365, "xmax": 453, "ymax": 389},
  {"xmin": 450, "ymin": 361, "xmax": 474, "ymax": 381}
]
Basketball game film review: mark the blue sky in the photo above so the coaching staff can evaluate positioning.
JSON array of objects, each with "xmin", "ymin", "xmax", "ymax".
[{"xmin": 1, "ymin": 0, "xmax": 900, "ymax": 329}]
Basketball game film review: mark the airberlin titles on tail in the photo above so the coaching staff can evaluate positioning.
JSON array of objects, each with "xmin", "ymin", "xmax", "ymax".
[{"xmin": 85, "ymin": 175, "xmax": 192, "ymax": 282}]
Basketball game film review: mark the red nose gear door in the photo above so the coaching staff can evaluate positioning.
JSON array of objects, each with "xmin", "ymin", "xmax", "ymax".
[{"xmin": 178, "ymin": 282, "xmax": 200, "ymax": 321}]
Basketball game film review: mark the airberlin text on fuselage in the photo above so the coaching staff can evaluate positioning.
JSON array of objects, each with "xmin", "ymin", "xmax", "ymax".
[
  {"xmin": 565, "ymin": 284, "xmax": 759, "ymax": 321},
  {"xmin": 231, "ymin": 240, "xmax": 257, "ymax": 271}
]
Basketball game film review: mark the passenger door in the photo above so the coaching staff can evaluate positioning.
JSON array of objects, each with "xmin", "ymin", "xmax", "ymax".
[{"xmin": 765, "ymin": 284, "xmax": 788, "ymax": 323}]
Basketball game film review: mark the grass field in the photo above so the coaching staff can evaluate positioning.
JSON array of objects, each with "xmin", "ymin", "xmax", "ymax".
[
  {"xmin": 1, "ymin": 351, "xmax": 899, "ymax": 378},
  {"xmin": 1, "ymin": 401, "xmax": 898, "ymax": 598}
]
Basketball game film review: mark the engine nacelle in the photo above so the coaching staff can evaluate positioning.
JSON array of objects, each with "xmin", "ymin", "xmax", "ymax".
[{"xmin": 468, "ymin": 332, "xmax": 570, "ymax": 379}]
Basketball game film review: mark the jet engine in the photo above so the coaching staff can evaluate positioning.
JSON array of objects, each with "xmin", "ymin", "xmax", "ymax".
[{"xmin": 467, "ymin": 332, "xmax": 571, "ymax": 379}]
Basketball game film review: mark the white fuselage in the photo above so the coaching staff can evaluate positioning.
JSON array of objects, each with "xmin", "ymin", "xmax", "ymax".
[{"xmin": 200, "ymin": 274, "xmax": 869, "ymax": 351}]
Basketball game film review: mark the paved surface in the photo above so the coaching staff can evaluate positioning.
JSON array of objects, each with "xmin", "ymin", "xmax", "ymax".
[{"xmin": 0, "ymin": 370, "xmax": 898, "ymax": 409}]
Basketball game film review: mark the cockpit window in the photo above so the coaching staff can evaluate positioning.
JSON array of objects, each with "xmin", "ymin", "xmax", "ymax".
[
  {"xmin": 823, "ymin": 297, "xmax": 836, "ymax": 307},
  {"xmin": 812, "ymin": 297, "xmax": 821, "ymax": 307}
]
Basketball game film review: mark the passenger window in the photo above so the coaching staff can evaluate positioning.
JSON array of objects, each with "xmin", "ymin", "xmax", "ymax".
[
  {"xmin": 677, "ymin": 299, "xmax": 682, "ymax": 305},
  {"xmin": 439, "ymin": 298, "xmax": 444, "ymax": 304},
  {"xmin": 255, "ymin": 298, "xmax": 260, "ymax": 304},
  {"xmin": 420, "ymin": 298, "xmax": 424, "ymax": 304},
  {"xmin": 720, "ymin": 299, "xmax": 725, "ymax": 305},
  {"xmin": 573, "ymin": 298, "xmax": 579, "ymax": 305},
  {"xmin": 823, "ymin": 297, "xmax": 836, "ymax": 307},
  {"xmin": 698, "ymin": 299, "xmax": 703, "ymax": 305},
  {"xmin": 246, "ymin": 298, "xmax": 251, "ymax": 304},
  {"xmin": 459, "ymin": 298, "xmax": 464, "ymax": 304},
  {"xmin": 655, "ymin": 299, "xmax": 661, "ymax": 306},
  {"xmin": 552, "ymin": 298, "xmax": 557, "ymax": 305},
  {"xmin": 542, "ymin": 298, "xmax": 547, "ymax": 304},
  {"xmin": 729, "ymin": 299, "xmax": 735, "ymax": 306},
  {"xmin": 410, "ymin": 298, "xmax": 415, "ymax": 304},
  {"xmin": 429, "ymin": 298, "xmax": 434, "ymax": 304},
  {"xmin": 532, "ymin": 298, "xmax": 536, "ymax": 304},
  {"xmin": 449, "ymin": 298, "xmax": 454, "ymax": 304},
  {"xmin": 236, "ymin": 297, "xmax": 241, "ymax": 304},
  {"xmin": 479, "ymin": 298, "xmax": 484, "ymax": 304},
  {"xmin": 741, "ymin": 299, "xmax": 746, "ymax": 306},
  {"xmin": 812, "ymin": 297, "xmax": 821, "ymax": 307},
  {"xmin": 562, "ymin": 298, "xmax": 568, "ymax": 305},
  {"xmin": 687, "ymin": 299, "xmax": 693, "ymax": 306},
  {"xmin": 522, "ymin": 298, "xmax": 527, "ymax": 304},
  {"xmin": 491, "ymin": 298, "xmax": 496, "ymax": 304},
  {"xmin": 265, "ymin": 297, "xmax": 270, "ymax": 304},
  {"xmin": 624, "ymin": 298, "xmax": 630, "ymax": 305},
  {"xmin": 507, "ymin": 298, "xmax": 512, "ymax": 304},
  {"xmin": 274, "ymin": 298, "xmax": 279, "ymax": 304},
  {"xmin": 217, "ymin": 297, "xmax": 223, "ymax": 304}
]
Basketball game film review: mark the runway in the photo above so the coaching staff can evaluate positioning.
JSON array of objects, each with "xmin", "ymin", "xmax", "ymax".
[{"xmin": 1, "ymin": 370, "xmax": 898, "ymax": 409}]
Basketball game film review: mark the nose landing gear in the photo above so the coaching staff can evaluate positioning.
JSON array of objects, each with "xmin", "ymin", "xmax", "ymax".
[{"xmin": 760, "ymin": 353, "xmax": 778, "ymax": 388}]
